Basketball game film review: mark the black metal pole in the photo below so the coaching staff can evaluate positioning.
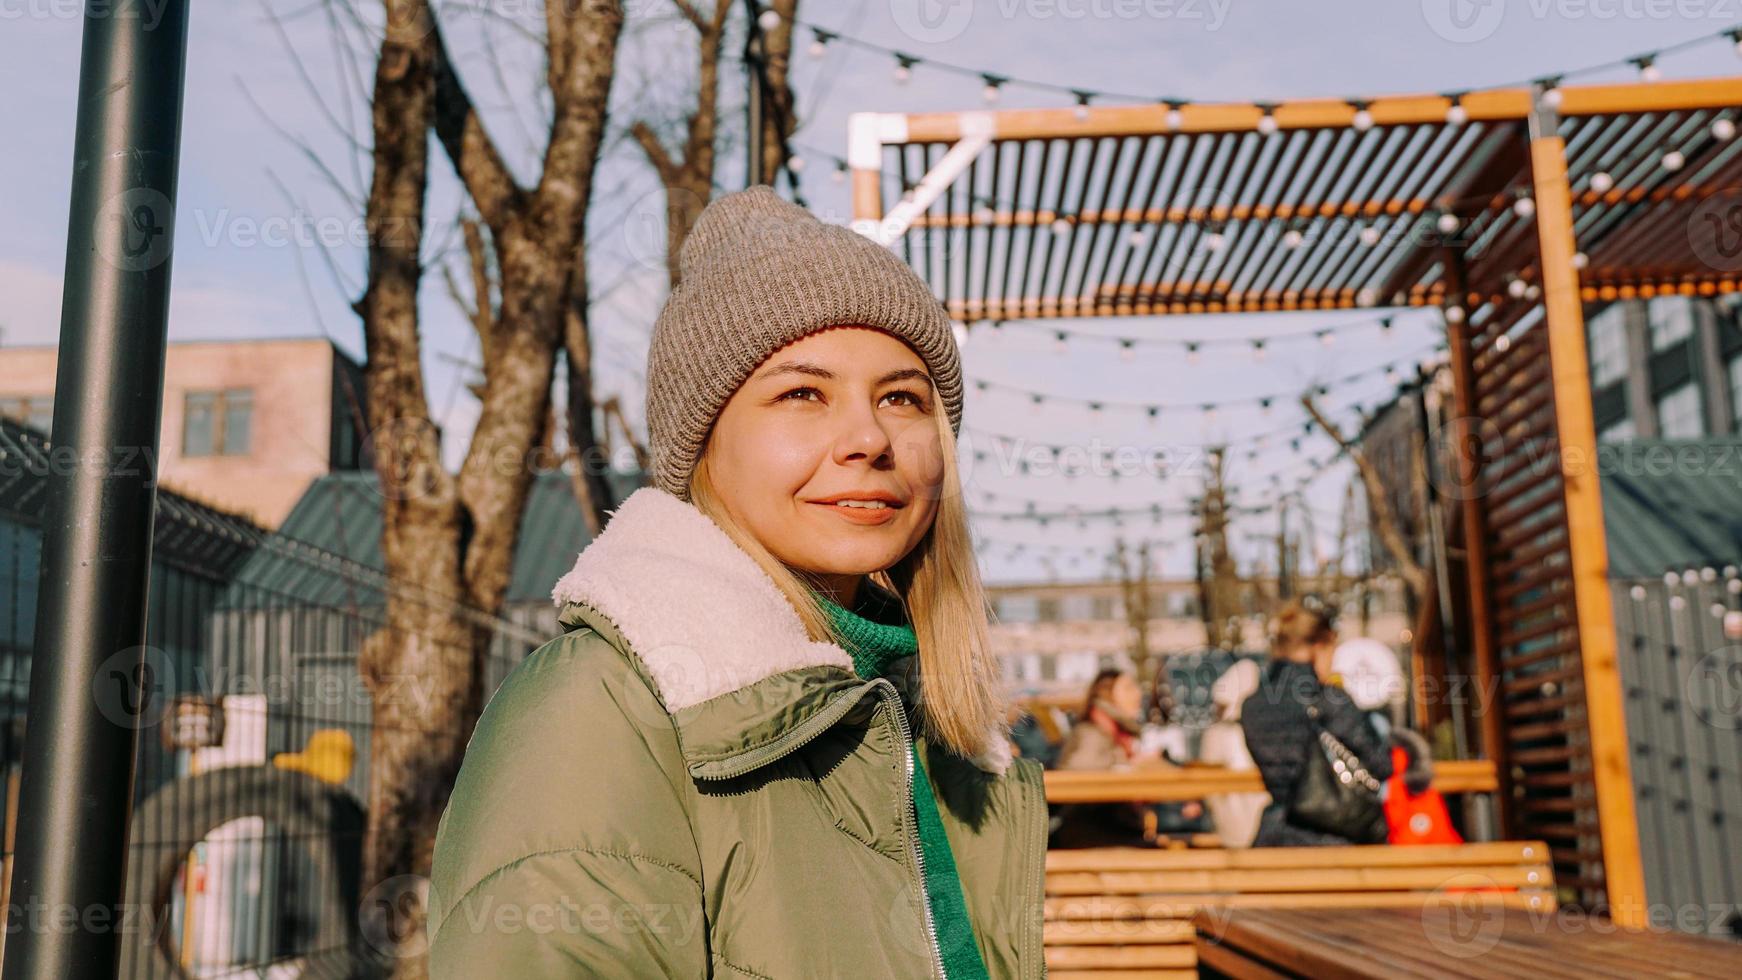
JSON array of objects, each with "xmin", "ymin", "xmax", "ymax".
[
  {"xmin": 5, "ymin": 3, "xmax": 190, "ymax": 978},
  {"xmin": 743, "ymin": 2, "xmax": 765, "ymax": 187}
]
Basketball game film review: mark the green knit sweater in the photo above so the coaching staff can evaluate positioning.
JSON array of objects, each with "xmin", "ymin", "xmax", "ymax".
[{"xmin": 814, "ymin": 584, "xmax": 991, "ymax": 980}]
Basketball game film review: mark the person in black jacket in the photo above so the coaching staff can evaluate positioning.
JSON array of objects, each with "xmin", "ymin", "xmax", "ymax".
[{"xmin": 1240, "ymin": 600, "xmax": 1394, "ymax": 846}]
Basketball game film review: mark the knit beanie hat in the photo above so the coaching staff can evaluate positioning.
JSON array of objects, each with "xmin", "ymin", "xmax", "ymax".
[{"xmin": 644, "ymin": 185, "xmax": 964, "ymax": 500}]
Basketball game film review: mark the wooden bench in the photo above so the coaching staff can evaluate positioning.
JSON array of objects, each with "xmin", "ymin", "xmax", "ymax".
[
  {"xmin": 1043, "ymin": 759, "xmax": 1499, "ymax": 804},
  {"xmin": 1042, "ymin": 841, "xmax": 1555, "ymax": 979}
]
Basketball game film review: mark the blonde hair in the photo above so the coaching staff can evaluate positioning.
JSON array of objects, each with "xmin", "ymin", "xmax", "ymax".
[
  {"xmin": 1269, "ymin": 600, "xmax": 1335, "ymax": 661},
  {"xmin": 688, "ymin": 404, "xmax": 1006, "ymax": 761}
]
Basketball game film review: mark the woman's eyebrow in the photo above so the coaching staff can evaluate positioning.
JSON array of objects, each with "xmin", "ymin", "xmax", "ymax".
[{"xmin": 755, "ymin": 362, "xmax": 932, "ymax": 386}]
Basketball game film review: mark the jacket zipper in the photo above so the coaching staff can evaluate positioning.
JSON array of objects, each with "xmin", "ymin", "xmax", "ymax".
[{"xmin": 881, "ymin": 683, "xmax": 947, "ymax": 980}]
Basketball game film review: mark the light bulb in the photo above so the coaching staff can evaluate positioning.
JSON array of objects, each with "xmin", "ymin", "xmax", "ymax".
[
  {"xmin": 1571, "ymin": 251, "xmax": 1589, "ymax": 270},
  {"xmin": 1352, "ymin": 109, "xmax": 1373, "ymax": 131},
  {"xmin": 1663, "ymin": 150, "xmax": 1685, "ymax": 171},
  {"xmin": 1074, "ymin": 103, "xmax": 1091, "ymax": 121},
  {"xmin": 787, "ymin": 154, "xmax": 805, "ymax": 173},
  {"xmin": 1129, "ymin": 229, "xmax": 1147, "ymax": 247},
  {"xmin": 1257, "ymin": 113, "xmax": 1278, "ymax": 136},
  {"xmin": 1051, "ymin": 218, "xmax": 1072, "ymax": 236},
  {"xmin": 1165, "ymin": 106, "xmax": 1184, "ymax": 131},
  {"xmin": 1589, "ymin": 171, "xmax": 1613, "ymax": 194},
  {"xmin": 1359, "ymin": 224, "xmax": 1381, "ymax": 246},
  {"xmin": 1508, "ymin": 278, "xmax": 1528, "ymax": 298},
  {"xmin": 1714, "ymin": 118, "xmax": 1737, "ymax": 141},
  {"xmin": 1204, "ymin": 231, "xmax": 1225, "ymax": 252},
  {"xmin": 1437, "ymin": 212, "xmax": 1460, "ymax": 234},
  {"xmin": 809, "ymin": 38, "xmax": 827, "ymax": 59},
  {"xmin": 1446, "ymin": 102, "xmax": 1467, "ymax": 126},
  {"xmin": 1640, "ymin": 62, "xmax": 1662, "ymax": 83},
  {"xmin": 757, "ymin": 8, "xmax": 780, "ymax": 31},
  {"xmin": 983, "ymin": 83, "xmax": 1002, "ymax": 103},
  {"xmin": 1283, "ymin": 229, "xmax": 1304, "ymax": 248},
  {"xmin": 1445, "ymin": 305, "xmax": 1466, "ymax": 324},
  {"xmin": 1513, "ymin": 196, "xmax": 1536, "ymax": 218},
  {"xmin": 1540, "ymin": 86, "xmax": 1562, "ymax": 110}
]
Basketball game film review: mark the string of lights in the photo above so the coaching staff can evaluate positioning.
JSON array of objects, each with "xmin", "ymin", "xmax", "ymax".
[
  {"xmin": 782, "ymin": 13, "xmax": 1742, "ymax": 114},
  {"xmin": 965, "ymin": 343, "xmax": 1443, "ymax": 416},
  {"xmin": 959, "ymin": 312, "xmax": 1414, "ymax": 359}
]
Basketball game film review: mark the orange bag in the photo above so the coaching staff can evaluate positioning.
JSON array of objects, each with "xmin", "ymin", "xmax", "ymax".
[{"xmin": 1384, "ymin": 745, "xmax": 1464, "ymax": 845}]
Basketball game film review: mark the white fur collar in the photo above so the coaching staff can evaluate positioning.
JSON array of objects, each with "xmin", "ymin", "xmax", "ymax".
[{"xmin": 551, "ymin": 486, "xmax": 1011, "ymax": 775}]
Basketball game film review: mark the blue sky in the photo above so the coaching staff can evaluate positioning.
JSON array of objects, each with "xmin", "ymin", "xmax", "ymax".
[{"xmin": 4, "ymin": 1, "xmax": 1738, "ymax": 582}]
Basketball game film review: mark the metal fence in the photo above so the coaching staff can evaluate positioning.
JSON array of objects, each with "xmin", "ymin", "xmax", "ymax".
[
  {"xmin": 1612, "ymin": 571, "xmax": 1742, "ymax": 939},
  {"xmin": 0, "ymin": 422, "xmax": 557, "ymax": 977}
]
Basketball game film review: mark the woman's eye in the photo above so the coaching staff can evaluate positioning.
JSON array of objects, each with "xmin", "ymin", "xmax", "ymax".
[
  {"xmin": 882, "ymin": 389, "xmax": 925, "ymax": 408},
  {"xmin": 778, "ymin": 387, "xmax": 822, "ymax": 402}
]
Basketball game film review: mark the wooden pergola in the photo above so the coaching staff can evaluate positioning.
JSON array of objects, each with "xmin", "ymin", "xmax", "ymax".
[{"xmin": 848, "ymin": 75, "xmax": 1742, "ymax": 924}]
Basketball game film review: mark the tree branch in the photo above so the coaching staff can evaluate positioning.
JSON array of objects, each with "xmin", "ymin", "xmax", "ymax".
[{"xmin": 1301, "ymin": 394, "xmax": 1430, "ymax": 601}]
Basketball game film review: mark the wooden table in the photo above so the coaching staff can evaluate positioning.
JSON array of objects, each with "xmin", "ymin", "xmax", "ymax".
[
  {"xmin": 1044, "ymin": 759, "xmax": 1498, "ymax": 804},
  {"xmin": 1193, "ymin": 906, "xmax": 1742, "ymax": 979}
]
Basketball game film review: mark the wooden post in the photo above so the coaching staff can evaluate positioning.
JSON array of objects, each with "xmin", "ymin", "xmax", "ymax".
[
  {"xmin": 1440, "ymin": 264, "xmax": 1509, "ymax": 835},
  {"xmin": 848, "ymin": 112, "xmax": 887, "ymax": 234},
  {"xmin": 1527, "ymin": 99, "xmax": 1648, "ymax": 927}
]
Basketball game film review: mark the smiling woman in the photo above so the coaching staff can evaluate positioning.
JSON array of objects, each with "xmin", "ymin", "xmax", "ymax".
[{"xmin": 426, "ymin": 186, "xmax": 1047, "ymax": 979}]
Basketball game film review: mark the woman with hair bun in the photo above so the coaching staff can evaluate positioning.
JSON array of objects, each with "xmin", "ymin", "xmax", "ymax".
[{"xmin": 1240, "ymin": 600, "xmax": 1393, "ymax": 846}]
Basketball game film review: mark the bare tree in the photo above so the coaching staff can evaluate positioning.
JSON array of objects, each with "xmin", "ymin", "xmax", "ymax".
[
  {"xmin": 1110, "ymin": 539, "xmax": 1169, "ymax": 721},
  {"xmin": 751, "ymin": 0, "xmax": 799, "ymax": 185},
  {"xmin": 1194, "ymin": 448, "xmax": 1244, "ymax": 649},
  {"xmin": 1300, "ymin": 393, "xmax": 1429, "ymax": 601},
  {"xmin": 631, "ymin": 0, "xmax": 734, "ymax": 289},
  {"xmin": 356, "ymin": 3, "xmax": 624, "ymax": 973}
]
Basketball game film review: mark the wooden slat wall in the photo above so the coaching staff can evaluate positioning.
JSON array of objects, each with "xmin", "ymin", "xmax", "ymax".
[{"xmin": 1454, "ymin": 299, "xmax": 1607, "ymax": 908}]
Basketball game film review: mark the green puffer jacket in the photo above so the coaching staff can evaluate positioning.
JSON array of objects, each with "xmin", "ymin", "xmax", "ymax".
[{"xmin": 427, "ymin": 487, "xmax": 1049, "ymax": 978}]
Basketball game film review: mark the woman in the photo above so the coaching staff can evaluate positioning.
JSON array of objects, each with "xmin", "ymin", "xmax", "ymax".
[
  {"xmin": 426, "ymin": 186, "xmax": 1046, "ymax": 978},
  {"xmin": 1240, "ymin": 601, "xmax": 1393, "ymax": 847},
  {"xmin": 1050, "ymin": 669, "xmax": 1164, "ymax": 848},
  {"xmin": 1055, "ymin": 669, "xmax": 1150, "ymax": 772},
  {"xmin": 1198, "ymin": 658, "xmax": 1268, "ymax": 848}
]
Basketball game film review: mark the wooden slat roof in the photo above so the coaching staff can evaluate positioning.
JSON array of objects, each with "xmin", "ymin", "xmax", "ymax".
[{"xmin": 863, "ymin": 77, "xmax": 1742, "ymax": 322}]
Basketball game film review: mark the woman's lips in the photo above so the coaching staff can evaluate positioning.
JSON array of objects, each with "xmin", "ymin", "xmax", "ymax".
[{"xmin": 809, "ymin": 500, "xmax": 902, "ymax": 525}]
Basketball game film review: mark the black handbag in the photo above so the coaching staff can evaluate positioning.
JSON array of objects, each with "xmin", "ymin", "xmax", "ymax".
[{"xmin": 1287, "ymin": 704, "xmax": 1388, "ymax": 844}]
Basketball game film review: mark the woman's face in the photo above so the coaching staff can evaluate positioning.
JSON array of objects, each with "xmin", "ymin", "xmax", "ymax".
[
  {"xmin": 1108, "ymin": 674, "xmax": 1142, "ymax": 717},
  {"xmin": 704, "ymin": 326, "xmax": 946, "ymax": 595}
]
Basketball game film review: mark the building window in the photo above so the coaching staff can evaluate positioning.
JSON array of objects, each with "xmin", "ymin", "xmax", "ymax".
[
  {"xmin": 1587, "ymin": 305, "xmax": 1628, "ymax": 388},
  {"xmin": 183, "ymin": 388, "xmax": 253, "ymax": 457},
  {"xmin": 1648, "ymin": 296, "xmax": 1694, "ymax": 352},
  {"xmin": 997, "ymin": 595, "xmax": 1037, "ymax": 624},
  {"xmin": 1036, "ymin": 597, "xmax": 1061, "ymax": 623},
  {"xmin": 1656, "ymin": 383, "xmax": 1703, "ymax": 439},
  {"xmin": 1598, "ymin": 417, "xmax": 1635, "ymax": 443}
]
